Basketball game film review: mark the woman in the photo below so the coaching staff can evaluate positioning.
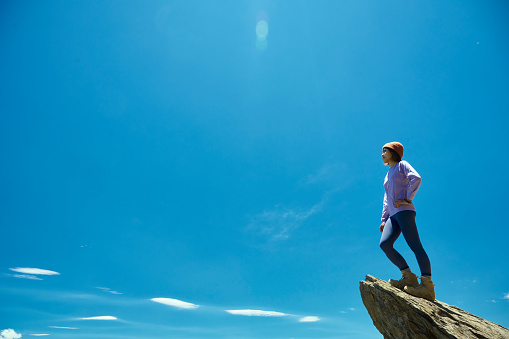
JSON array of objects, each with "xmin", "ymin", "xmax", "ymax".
[{"xmin": 379, "ymin": 142, "xmax": 435, "ymax": 301}]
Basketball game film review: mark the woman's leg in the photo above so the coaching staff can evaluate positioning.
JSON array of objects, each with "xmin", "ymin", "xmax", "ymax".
[
  {"xmin": 379, "ymin": 217, "xmax": 410, "ymax": 270},
  {"xmin": 393, "ymin": 211, "xmax": 431, "ymax": 276}
]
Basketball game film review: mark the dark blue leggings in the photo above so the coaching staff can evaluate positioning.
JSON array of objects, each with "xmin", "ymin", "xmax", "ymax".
[{"xmin": 380, "ymin": 210, "xmax": 431, "ymax": 276}]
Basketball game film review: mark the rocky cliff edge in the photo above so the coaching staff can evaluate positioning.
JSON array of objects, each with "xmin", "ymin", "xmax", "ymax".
[{"xmin": 359, "ymin": 275, "xmax": 509, "ymax": 339}]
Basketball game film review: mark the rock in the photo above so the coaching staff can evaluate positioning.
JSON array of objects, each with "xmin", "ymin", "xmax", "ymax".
[{"xmin": 359, "ymin": 275, "xmax": 509, "ymax": 339}]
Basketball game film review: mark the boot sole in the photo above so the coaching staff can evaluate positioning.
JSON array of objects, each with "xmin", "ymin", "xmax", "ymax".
[
  {"xmin": 404, "ymin": 287, "xmax": 435, "ymax": 301},
  {"xmin": 389, "ymin": 279, "xmax": 419, "ymax": 290}
]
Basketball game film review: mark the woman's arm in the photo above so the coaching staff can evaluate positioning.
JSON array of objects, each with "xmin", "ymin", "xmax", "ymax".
[
  {"xmin": 401, "ymin": 161, "xmax": 421, "ymax": 200},
  {"xmin": 381, "ymin": 191, "xmax": 389, "ymax": 224}
]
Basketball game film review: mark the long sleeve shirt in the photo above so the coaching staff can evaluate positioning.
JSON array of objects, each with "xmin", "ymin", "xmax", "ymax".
[{"xmin": 381, "ymin": 160, "xmax": 421, "ymax": 224}]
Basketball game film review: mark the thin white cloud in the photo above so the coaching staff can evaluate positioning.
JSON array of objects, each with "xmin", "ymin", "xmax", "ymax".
[
  {"xmin": 247, "ymin": 163, "xmax": 352, "ymax": 245},
  {"xmin": 48, "ymin": 327, "xmax": 78, "ymax": 330},
  {"xmin": 29, "ymin": 335, "xmax": 49, "ymax": 337},
  {"xmin": 151, "ymin": 298, "xmax": 199, "ymax": 310},
  {"xmin": 248, "ymin": 202, "xmax": 323, "ymax": 242},
  {"xmin": 348, "ymin": 308, "xmax": 356, "ymax": 311},
  {"xmin": 304, "ymin": 163, "xmax": 347, "ymax": 185},
  {"xmin": 302, "ymin": 162, "xmax": 355, "ymax": 194},
  {"xmin": 8, "ymin": 274, "xmax": 43, "ymax": 280},
  {"xmin": 225, "ymin": 309, "xmax": 288, "ymax": 317},
  {"xmin": 96, "ymin": 287, "xmax": 122, "ymax": 295},
  {"xmin": 299, "ymin": 316, "xmax": 320, "ymax": 322},
  {"xmin": 503, "ymin": 293, "xmax": 509, "ymax": 300},
  {"xmin": 9, "ymin": 268, "xmax": 60, "ymax": 276},
  {"xmin": 78, "ymin": 316, "xmax": 117, "ymax": 321},
  {"xmin": 0, "ymin": 329, "xmax": 22, "ymax": 339}
]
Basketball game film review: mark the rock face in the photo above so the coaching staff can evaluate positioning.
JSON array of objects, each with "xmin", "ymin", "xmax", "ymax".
[{"xmin": 360, "ymin": 275, "xmax": 509, "ymax": 339}]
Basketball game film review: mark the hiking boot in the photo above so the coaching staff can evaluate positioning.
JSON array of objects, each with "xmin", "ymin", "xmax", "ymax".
[
  {"xmin": 389, "ymin": 270, "xmax": 419, "ymax": 290},
  {"xmin": 404, "ymin": 276, "xmax": 435, "ymax": 301}
]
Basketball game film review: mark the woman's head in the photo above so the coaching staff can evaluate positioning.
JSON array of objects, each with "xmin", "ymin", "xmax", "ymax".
[{"xmin": 382, "ymin": 142, "xmax": 403, "ymax": 164}]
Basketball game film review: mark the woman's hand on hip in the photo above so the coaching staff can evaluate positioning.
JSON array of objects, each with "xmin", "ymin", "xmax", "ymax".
[
  {"xmin": 394, "ymin": 199, "xmax": 411, "ymax": 208},
  {"xmin": 380, "ymin": 222, "xmax": 385, "ymax": 233}
]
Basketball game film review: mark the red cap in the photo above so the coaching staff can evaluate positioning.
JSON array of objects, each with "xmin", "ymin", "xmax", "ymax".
[{"xmin": 383, "ymin": 142, "xmax": 404, "ymax": 159}]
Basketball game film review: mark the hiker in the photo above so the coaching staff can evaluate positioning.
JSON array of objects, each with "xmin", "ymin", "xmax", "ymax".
[{"xmin": 379, "ymin": 142, "xmax": 435, "ymax": 301}]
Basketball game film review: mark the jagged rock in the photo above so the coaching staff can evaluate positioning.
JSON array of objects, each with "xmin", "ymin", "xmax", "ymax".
[{"xmin": 360, "ymin": 275, "xmax": 509, "ymax": 339}]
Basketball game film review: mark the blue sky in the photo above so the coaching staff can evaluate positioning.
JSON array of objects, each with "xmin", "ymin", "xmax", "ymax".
[{"xmin": 1, "ymin": 0, "xmax": 508, "ymax": 338}]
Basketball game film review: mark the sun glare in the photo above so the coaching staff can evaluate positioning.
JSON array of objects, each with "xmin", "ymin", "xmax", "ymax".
[{"xmin": 256, "ymin": 19, "xmax": 269, "ymax": 50}]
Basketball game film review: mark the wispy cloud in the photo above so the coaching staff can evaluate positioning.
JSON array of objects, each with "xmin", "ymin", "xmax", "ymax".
[
  {"xmin": 303, "ymin": 162, "xmax": 347, "ymax": 186},
  {"xmin": 0, "ymin": 329, "xmax": 22, "ymax": 339},
  {"xmin": 248, "ymin": 202, "xmax": 323, "ymax": 242},
  {"xmin": 48, "ymin": 326, "xmax": 78, "ymax": 330},
  {"xmin": 29, "ymin": 335, "xmax": 49, "ymax": 337},
  {"xmin": 7, "ymin": 274, "xmax": 43, "ymax": 280},
  {"xmin": 9, "ymin": 268, "xmax": 60, "ymax": 276},
  {"xmin": 503, "ymin": 293, "xmax": 509, "ymax": 300},
  {"xmin": 301, "ymin": 162, "xmax": 356, "ymax": 194},
  {"xmin": 151, "ymin": 298, "xmax": 200, "ymax": 310},
  {"xmin": 225, "ymin": 309, "xmax": 288, "ymax": 317},
  {"xmin": 299, "ymin": 316, "xmax": 320, "ymax": 322},
  {"xmin": 96, "ymin": 287, "xmax": 122, "ymax": 295},
  {"xmin": 247, "ymin": 163, "xmax": 351, "ymax": 245},
  {"xmin": 78, "ymin": 316, "xmax": 117, "ymax": 321}
]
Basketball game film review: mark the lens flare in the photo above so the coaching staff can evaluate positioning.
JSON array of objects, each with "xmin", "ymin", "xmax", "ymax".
[
  {"xmin": 256, "ymin": 19, "xmax": 268, "ymax": 50},
  {"xmin": 256, "ymin": 20, "xmax": 268, "ymax": 40}
]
